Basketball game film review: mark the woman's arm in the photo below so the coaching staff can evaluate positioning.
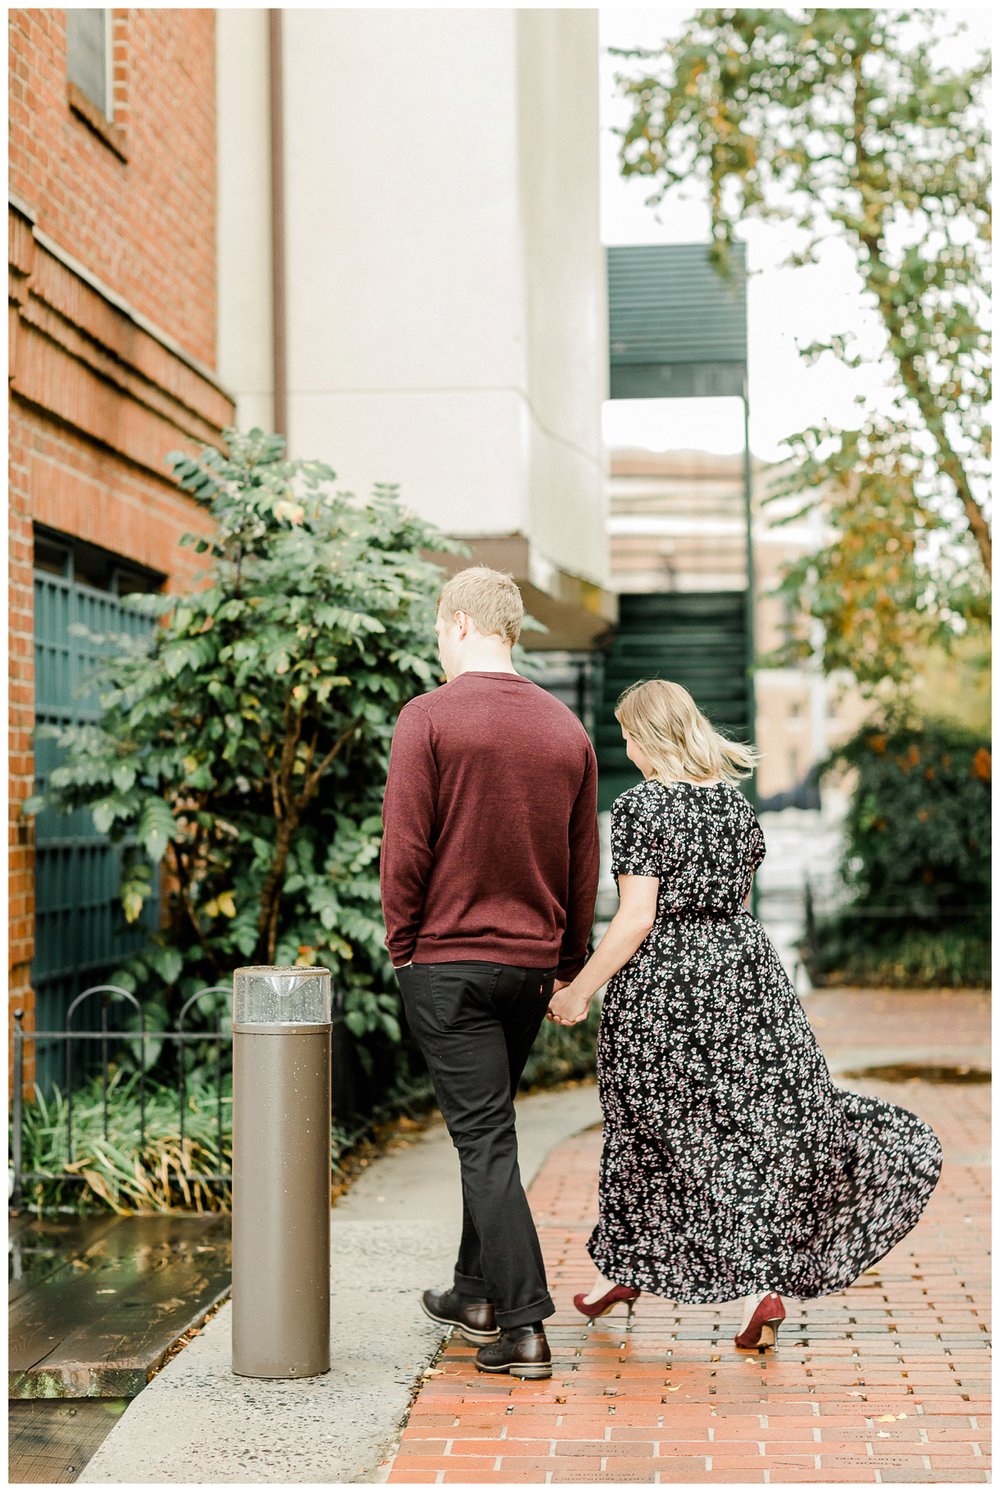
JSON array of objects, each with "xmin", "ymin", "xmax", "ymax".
[{"xmin": 547, "ymin": 874, "xmax": 659, "ymax": 1024}]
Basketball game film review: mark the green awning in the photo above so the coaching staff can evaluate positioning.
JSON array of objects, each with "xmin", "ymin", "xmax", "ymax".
[{"xmin": 607, "ymin": 242, "xmax": 747, "ymax": 400}]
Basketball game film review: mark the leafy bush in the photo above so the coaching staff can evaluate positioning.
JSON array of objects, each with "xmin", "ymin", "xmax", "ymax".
[
  {"xmin": 807, "ymin": 720, "xmax": 990, "ymax": 987},
  {"xmin": 23, "ymin": 429, "xmax": 462, "ymax": 1086},
  {"xmin": 521, "ymin": 1005, "xmax": 600, "ymax": 1090},
  {"xmin": 806, "ymin": 919, "xmax": 990, "ymax": 990}
]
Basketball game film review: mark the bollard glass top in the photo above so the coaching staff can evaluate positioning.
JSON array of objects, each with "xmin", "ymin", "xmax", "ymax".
[{"xmin": 233, "ymin": 967, "xmax": 332, "ymax": 1026}]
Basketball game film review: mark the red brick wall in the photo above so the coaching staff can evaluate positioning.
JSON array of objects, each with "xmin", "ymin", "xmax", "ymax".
[
  {"xmin": 8, "ymin": 10, "xmax": 234, "ymax": 1091},
  {"xmin": 9, "ymin": 8, "xmax": 219, "ymax": 367}
]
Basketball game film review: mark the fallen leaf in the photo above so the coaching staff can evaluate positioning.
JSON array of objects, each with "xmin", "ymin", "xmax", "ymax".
[{"xmin": 875, "ymin": 1414, "xmax": 896, "ymax": 1422}]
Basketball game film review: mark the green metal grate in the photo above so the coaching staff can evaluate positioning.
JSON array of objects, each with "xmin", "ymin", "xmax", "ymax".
[
  {"xmin": 33, "ymin": 566, "xmax": 160, "ymax": 1090},
  {"xmin": 595, "ymin": 592, "xmax": 755, "ymax": 814}
]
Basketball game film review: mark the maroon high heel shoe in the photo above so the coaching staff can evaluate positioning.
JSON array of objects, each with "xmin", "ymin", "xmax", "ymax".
[
  {"xmin": 573, "ymin": 1284, "xmax": 641, "ymax": 1327},
  {"xmin": 734, "ymin": 1291, "xmax": 786, "ymax": 1351}
]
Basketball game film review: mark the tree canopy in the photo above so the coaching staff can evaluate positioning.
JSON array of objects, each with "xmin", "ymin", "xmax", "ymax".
[{"xmin": 613, "ymin": 8, "xmax": 990, "ymax": 699}]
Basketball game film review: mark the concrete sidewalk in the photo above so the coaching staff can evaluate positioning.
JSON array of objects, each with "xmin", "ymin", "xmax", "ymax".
[{"xmin": 78, "ymin": 1084, "xmax": 602, "ymax": 1484}]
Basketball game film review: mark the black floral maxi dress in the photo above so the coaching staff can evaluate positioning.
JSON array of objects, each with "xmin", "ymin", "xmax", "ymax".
[{"xmin": 587, "ymin": 778, "xmax": 944, "ymax": 1304}]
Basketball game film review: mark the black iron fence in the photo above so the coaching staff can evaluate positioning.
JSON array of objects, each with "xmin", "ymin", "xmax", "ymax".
[{"xmin": 9, "ymin": 982, "xmax": 349, "ymax": 1209}]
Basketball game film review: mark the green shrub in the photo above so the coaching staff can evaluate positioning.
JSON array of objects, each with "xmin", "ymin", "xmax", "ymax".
[
  {"xmin": 521, "ymin": 1005, "xmax": 600, "ymax": 1090},
  {"xmin": 22, "ymin": 429, "xmax": 463, "ymax": 1090},
  {"xmin": 808, "ymin": 719, "xmax": 991, "ymax": 987},
  {"xmin": 806, "ymin": 918, "xmax": 990, "ymax": 989}
]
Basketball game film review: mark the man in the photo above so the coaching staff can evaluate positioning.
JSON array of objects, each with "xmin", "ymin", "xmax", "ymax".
[{"xmin": 380, "ymin": 566, "xmax": 599, "ymax": 1379}]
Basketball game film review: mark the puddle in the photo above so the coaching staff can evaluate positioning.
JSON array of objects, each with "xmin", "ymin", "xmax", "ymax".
[{"xmin": 841, "ymin": 1063, "xmax": 990, "ymax": 1085}]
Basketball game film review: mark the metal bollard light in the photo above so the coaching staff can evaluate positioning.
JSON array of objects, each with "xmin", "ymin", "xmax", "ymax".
[{"xmin": 231, "ymin": 966, "xmax": 332, "ymax": 1378}]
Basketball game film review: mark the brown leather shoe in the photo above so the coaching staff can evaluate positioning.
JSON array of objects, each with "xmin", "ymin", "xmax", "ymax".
[
  {"xmin": 420, "ymin": 1287, "xmax": 500, "ymax": 1344},
  {"xmin": 475, "ymin": 1325, "xmax": 552, "ymax": 1379}
]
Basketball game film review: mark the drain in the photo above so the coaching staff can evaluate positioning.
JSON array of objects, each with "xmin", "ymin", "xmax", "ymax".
[{"xmin": 840, "ymin": 1063, "xmax": 990, "ymax": 1085}]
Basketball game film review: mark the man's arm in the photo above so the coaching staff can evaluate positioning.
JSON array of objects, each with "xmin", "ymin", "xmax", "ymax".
[
  {"xmin": 380, "ymin": 703, "xmax": 438, "ymax": 968},
  {"xmin": 556, "ymin": 744, "xmax": 600, "ymax": 981}
]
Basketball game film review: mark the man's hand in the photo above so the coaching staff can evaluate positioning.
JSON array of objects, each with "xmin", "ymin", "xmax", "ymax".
[
  {"xmin": 552, "ymin": 978, "xmax": 571, "ymax": 993},
  {"xmin": 546, "ymin": 979, "xmax": 591, "ymax": 1027}
]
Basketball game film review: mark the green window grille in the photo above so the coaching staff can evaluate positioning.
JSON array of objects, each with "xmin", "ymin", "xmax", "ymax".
[
  {"xmin": 594, "ymin": 592, "xmax": 752, "ymax": 813},
  {"xmin": 32, "ymin": 532, "xmax": 162, "ymax": 1089}
]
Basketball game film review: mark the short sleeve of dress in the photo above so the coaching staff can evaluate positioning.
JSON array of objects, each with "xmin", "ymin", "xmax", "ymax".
[
  {"xmin": 749, "ymin": 818, "xmax": 766, "ymax": 873},
  {"xmin": 610, "ymin": 786, "xmax": 663, "ymax": 877}
]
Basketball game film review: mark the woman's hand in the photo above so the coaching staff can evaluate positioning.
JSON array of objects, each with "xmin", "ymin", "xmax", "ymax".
[{"xmin": 547, "ymin": 980, "xmax": 591, "ymax": 1027}]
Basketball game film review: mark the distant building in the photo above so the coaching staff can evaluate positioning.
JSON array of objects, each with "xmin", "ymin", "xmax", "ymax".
[
  {"xmin": 8, "ymin": 9, "xmax": 234, "ymax": 1080},
  {"xmin": 608, "ymin": 447, "xmax": 868, "ymax": 802}
]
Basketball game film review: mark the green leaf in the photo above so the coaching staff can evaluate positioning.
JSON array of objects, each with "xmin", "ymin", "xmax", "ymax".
[
  {"xmin": 92, "ymin": 801, "xmax": 117, "ymax": 834},
  {"xmin": 137, "ymin": 798, "xmax": 175, "ymax": 863},
  {"xmin": 146, "ymin": 946, "xmax": 183, "ymax": 985}
]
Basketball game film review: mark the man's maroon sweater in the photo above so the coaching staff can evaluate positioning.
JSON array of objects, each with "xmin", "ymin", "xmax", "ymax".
[{"xmin": 380, "ymin": 671, "xmax": 599, "ymax": 978}]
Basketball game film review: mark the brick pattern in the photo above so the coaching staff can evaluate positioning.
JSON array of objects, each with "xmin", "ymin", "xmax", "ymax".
[
  {"xmin": 385, "ymin": 1022, "xmax": 990, "ymax": 1482},
  {"xmin": 9, "ymin": 8, "xmax": 219, "ymax": 368}
]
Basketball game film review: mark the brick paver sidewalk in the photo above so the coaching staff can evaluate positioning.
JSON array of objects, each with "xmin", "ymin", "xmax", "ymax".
[{"xmin": 384, "ymin": 992, "xmax": 990, "ymax": 1484}]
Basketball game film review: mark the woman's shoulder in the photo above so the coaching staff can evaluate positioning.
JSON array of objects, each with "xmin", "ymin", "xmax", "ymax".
[{"xmin": 612, "ymin": 779, "xmax": 667, "ymax": 813}]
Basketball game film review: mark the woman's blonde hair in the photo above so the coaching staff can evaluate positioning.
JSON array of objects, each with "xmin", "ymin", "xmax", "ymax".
[
  {"xmin": 437, "ymin": 566, "xmax": 523, "ymax": 646},
  {"xmin": 615, "ymin": 678, "xmax": 761, "ymax": 785}
]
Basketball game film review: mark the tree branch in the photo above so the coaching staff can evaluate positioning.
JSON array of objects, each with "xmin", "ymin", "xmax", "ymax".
[
  {"xmin": 298, "ymin": 716, "xmax": 363, "ymax": 811},
  {"xmin": 850, "ymin": 49, "xmax": 991, "ymax": 575}
]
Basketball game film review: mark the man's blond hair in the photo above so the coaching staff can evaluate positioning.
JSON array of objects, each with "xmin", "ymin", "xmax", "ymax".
[{"xmin": 437, "ymin": 566, "xmax": 524, "ymax": 646}]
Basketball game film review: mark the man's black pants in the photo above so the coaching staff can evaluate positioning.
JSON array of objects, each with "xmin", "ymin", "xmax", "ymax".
[{"xmin": 396, "ymin": 960, "xmax": 557, "ymax": 1330}]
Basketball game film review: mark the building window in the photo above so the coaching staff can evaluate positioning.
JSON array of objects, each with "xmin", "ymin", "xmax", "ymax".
[
  {"xmin": 33, "ymin": 527, "xmax": 163, "ymax": 597},
  {"xmin": 66, "ymin": 9, "xmax": 127, "ymax": 160},
  {"xmin": 66, "ymin": 9, "xmax": 111, "ymax": 118}
]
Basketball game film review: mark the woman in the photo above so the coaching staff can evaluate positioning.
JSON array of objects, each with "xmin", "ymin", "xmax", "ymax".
[{"xmin": 548, "ymin": 679, "xmax": 943, "ymax": 1351}]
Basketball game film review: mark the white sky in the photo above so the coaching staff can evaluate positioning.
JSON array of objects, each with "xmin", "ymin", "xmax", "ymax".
[{"xmin": 598, "ymin": 7, "xmax": 990, "ymax": 462}]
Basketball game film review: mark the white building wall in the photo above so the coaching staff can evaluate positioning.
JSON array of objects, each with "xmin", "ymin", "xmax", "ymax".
[
  {"xmin": 516, "ymin": 11, "xmax": 608, "ymax": 591},
  {"xmin": 215, "ymin": 8, "xmax": 274, "ymax": 434},
  {"xmin": 216, "ymin": 8, "xmax": 611, "ymax": 620},
  {"xmin": 281, "ymin": 8, "xmax": 528, "ymax": 538}
]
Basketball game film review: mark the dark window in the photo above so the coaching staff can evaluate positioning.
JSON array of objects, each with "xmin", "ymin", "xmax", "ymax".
[
  {"xmin": 67, "ymin": 9, "xmax": 110, "ymax": 118},
  {"xmin": 34, "ymin": 526, "xmax": 163, "ymax": 598}
]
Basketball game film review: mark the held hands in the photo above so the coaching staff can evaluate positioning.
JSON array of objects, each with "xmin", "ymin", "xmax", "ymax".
[{"xmin": 546, "ymin": 978, "xmax": 591, "ymax": 1027}]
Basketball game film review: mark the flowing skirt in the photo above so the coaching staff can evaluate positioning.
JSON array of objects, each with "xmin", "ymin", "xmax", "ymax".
[{"xmin": 587, "ymin": 912, "xmax": 944, "ymax": 1303}]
